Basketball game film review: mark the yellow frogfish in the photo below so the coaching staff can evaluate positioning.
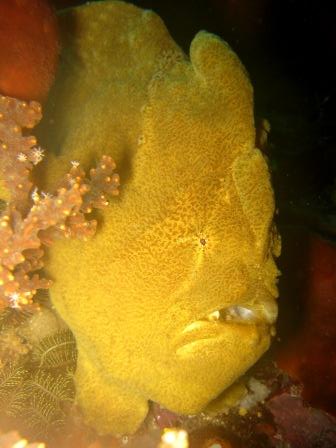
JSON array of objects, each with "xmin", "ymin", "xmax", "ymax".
[{"xmin": 37, "ymin": 0, "xmax": 280, "ymax": 436}]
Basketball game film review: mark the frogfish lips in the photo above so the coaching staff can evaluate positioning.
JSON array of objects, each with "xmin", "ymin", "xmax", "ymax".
[{"xmin": 173, "ymin": 305, "xmax": 271, "ymax": 357}]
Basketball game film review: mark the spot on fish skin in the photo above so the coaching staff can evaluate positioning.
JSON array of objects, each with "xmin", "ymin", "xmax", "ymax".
[
  {"xmin": 138, "ymin": 135, "xmax": 146, "ymax": 146},
  {"xmin": 199, "ymin": 237, "xmax": 207, "ymax": 246}
]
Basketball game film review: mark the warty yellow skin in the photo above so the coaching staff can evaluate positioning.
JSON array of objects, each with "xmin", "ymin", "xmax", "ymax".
[{"xmin": 36, "ymin": 0, "xmax": 280, "ymax": 436}]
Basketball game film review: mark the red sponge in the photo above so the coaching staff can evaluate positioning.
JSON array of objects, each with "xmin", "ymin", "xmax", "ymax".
[{"xmin": 0, "ymin": 0, "xmax": 59, "ymax": 102}]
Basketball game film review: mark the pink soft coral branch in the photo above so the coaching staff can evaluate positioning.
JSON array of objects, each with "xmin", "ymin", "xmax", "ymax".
[{"xmin": 0, "ymin": 95, "xmax": 120, "ymax": 310}]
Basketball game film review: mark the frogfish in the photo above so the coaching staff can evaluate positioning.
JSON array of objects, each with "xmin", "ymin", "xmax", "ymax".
[{"xmin": 38, "ymin": 0, "xmax": 281, "ymax": 435}]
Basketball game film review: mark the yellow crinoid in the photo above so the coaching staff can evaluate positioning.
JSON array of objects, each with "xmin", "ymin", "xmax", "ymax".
[{"xmin": 39, "ymin": 0, "xmax": 280, "ymax": 436}]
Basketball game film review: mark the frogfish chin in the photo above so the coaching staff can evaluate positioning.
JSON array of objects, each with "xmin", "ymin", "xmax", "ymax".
[{"xmin": 40, "ymin": 0, "xmax": 281, "ymax": 436}]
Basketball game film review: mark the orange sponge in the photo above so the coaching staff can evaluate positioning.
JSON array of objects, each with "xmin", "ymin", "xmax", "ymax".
[{"xmin": 0, "ymin": 0, "xmax": 59, "ymax": 102}]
